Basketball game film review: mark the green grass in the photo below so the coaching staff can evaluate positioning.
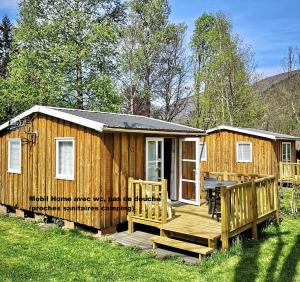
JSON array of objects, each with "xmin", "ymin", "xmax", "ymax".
[{"xmin": 0, "ymin": 190, "xmax": 300, "ymax": 282}]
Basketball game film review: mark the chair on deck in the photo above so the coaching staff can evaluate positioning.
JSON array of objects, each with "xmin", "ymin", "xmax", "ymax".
[
  {"xmin": 211, "ymin": 187, "xmax": 221, "ymax": 222},
  {"xmin": 204, "ymin": 176, "xmax": 218, "ymax": 205}
]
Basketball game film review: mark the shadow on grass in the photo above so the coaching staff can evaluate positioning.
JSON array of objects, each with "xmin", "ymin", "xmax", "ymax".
[
  {"xmin": 277, "ymin": 234, "xmax": 300, "ymax": 282},
  {"xmin": 263, "ymin": 223, "xmax": 284, "ymax": 282},
  {"xmin": 233, "ymin": 237, "xmax": 262, "ymax": 282},
  {"xmin": 234, "ymin": 221, "xmax": 300, "ymax": 282}
]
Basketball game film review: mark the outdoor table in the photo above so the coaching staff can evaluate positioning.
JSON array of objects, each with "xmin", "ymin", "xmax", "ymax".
[{"xmin": 204, "ymin": 180, "xmax": 237, "ymax": 214}]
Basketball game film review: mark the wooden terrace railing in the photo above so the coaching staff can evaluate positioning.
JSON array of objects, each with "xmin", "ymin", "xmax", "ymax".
[
  {"xmin": 279, "ymin": 161, "xmax": 300, "ymax": 183},
  {"xmin": 220, "ymin": 175, "xmax": 279, "ymax": 249},
  {"xmin": 127, "ymin": 178, "xmax": 168, "ymax": 233},
  {"xmin": 201, "ymin": 171, "xmax": 268, "ymax": 183}
]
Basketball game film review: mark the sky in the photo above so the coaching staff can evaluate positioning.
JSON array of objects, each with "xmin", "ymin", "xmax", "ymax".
[{"xmin": 0, "ymin": 0, "xmax": 299, "ymax": 77}]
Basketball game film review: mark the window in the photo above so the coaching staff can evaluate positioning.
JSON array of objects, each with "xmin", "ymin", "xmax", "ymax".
[
  {"xmin": 236, "ymin": 142, "xmax": 252, "ymax": 162},
  {"xmin": 199, "ymin": 142, "xmax": 207, "ymax": 161},
  {"xmin": 56, "ymin": 138, "xmax": 75, "ymax": 180},
  {"xmin": 146, "ymin": 138, "xmax": 164, "ymax": 181},
  {"xmin": 8, "ymin": 139, "xmax": 21, "ymax": 174},
  {"xmin": 282, "ymin": 142, "xmax": 291, "ymax": 162}
]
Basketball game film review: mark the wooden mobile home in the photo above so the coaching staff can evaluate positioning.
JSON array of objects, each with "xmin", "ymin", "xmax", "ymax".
[
  {"xmin": 202, "ymin": 125, "xmax": 300, "ymax": 177},
  {"xmin": 0, "ymin": 108, "xmax": 281, "ymax": 256},
  {"xmin": 0, "ymin": 105, "xmax": 205, "ymax": 231}
]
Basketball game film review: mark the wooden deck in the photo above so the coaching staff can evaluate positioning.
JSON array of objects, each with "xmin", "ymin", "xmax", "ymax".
[
  {"xmin": 127, "ymin": 175, "xmax": 279, "ymax": 253},
  {"xmin": 114, "ymin": 203, "xmax": 220, "ymax": 261},
  {"xmin": 161, "ymin": 204, "xmax": 221, "ymax": 247}
]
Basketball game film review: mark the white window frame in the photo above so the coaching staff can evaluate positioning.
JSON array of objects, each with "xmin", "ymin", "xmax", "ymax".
[
  {"xmin": 179, "ymin": 137, "xmax": 200, "ymax": 206},
  {"xmin": 236, "ymin": 141, "xmax": 252, "ymax": 163},
  {"xmin": 282, "ymin": 142, "xmax": 292, "ymax": 162},
  {"xmin": 199, "ymin": 142, "xmax": 207, "ymax": 161},
  {"xmin": 55, "ymin": 137, "xmax": 75, "ymax": 180},
  {"xmin": 8, "ymin": 138, "xmax": 22, "ymax": 174},
  {"xmin": 145, "ymin": 137, "xmax": 164, "ymax": 181}
]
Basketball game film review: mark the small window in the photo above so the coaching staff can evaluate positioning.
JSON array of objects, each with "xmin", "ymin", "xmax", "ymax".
[
  {"xmin": 236, "ymin": 142, "xmax": 252, "ymax": 162},
  {"xmin": 282, "ymin": 142, "xmax": 291, "ymax": 162},
  {"xmin": 199, "ymin": 142, "xmax": 207, "ymax": 161},
  {"xmin": 56, "ymin": 138, "xmax": 75, "ymax": 180},
  {"xmin": 8, "ymin": 138, "xmax": 21, "ymax": 174}
]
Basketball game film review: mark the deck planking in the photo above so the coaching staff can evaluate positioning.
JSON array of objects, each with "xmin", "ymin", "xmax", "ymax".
[{"xmin": 162, "ymin": 204, "xmax": 221, "ymax": 241}]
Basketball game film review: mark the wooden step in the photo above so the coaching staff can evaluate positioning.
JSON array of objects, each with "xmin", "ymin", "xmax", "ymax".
[
  {"xmin": 150, "ymin": 236, "xmax": 213, "ymax": 261},
  {"xmin": 161, "ymin": 223, "xmax": 221, "ymax": 241}
]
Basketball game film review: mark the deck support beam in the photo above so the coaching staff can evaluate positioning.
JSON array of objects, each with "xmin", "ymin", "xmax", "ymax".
[
  {"xmin": 63, "ymin": 220, "xmax": 75, "ymax": 229},
  {"xmin": 208, "ymin": 239, "xmax": 217, "ymax": 250},
  {"xmin": 160, "ymin": 229, "xmax": 167, "ymax": 237},
  {"xmin": 274, "ymin": 175, "xmax": 280, "ymax": 224},
  {"xmin": 221, "ymin": 187, "xmax": 230, "ymax": 250},
  {"xmin": 34, "ymin": 214, "xmax": 45, "ymax": 222},
  {"xmin": 16, "ymin": 209, "xmax": 25, "ymax": 218},
  {"xmin": 97, "ymin": 225, "xmax": 117, "ymax": 237},
  {"xmin": 251, "ymin": 181, "xmax": 258, "ymax": 240},
  {"xmin": 128, "ymin": 219, "xmax": 134, "ymax": 234}
]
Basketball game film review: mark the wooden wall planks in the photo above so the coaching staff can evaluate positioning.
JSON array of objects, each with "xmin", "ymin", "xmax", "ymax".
[
  {"xmin": 201, "ymin": 130, "xmax": 296, "ymax": 176},
  {"xmin": 0, "ymin": 113, "xmax": 145, "ymax": 230}
]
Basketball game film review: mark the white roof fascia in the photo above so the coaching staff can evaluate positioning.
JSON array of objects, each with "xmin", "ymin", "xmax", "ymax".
[
  {"xmin": 206, "ymin": 125, "xmax": 276, "ymax": 140},
  {"xmin": 0, "ymin": 105, "xmax": 105, "ymax": 132}
]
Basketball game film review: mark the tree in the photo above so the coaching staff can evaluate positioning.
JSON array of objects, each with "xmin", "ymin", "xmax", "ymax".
[
  {"xmin": 190, "ymin": 13, "xmax": 261, "ymax": 128},
  {"xmin": 3, "ymin": 0, "xmax": 124, "ymax": 120},
  {"xmin": 0, "ymin": 16, "xmax": 13, "ymax": 78},
  {"xmin": 258, "ymin": 46, "xmax": 300, "ymax": 135},
  {"xmin": 119, "ymin": 0, "xmax": 171, "ymax": 117},
  {"xmin": 152, "ymin": 23, "xmax": 191, "ymax": 121},
  {"xmin": 283, "ymin": 47, "xmax": 300, "ymax": 128}
]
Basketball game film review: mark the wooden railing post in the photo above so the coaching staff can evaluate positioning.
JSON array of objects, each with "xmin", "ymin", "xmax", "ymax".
[
  {"xmin": 274, "ymin": 175, "xmax": 279, "ymax": 223},
  {"xmin": 221, "ymin": 186, "xmax": 230, "ymax": 250},
  {"xmin": 251, "ymin": 180, "xmax": 258, "ymax": 240},
  {"xmin": 128, "ymin": 177, "xmax": 134, "ymax": 234},
  {"xmin": 279, "ymin": 162, "xmax": 283, "ymax": 181},
  {"xmin": 224, "ymin": 171, "xmax": 228, "ymax": 181},
  {"xmin": 200, "ymin": 172, "xmax": 205, "ymax": 201},
  {"xmin": 161, "ymin": 179, "xmax": 168, "ymax": 225}
]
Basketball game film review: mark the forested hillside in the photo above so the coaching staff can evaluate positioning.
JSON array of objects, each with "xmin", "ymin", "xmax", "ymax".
[{"xmin": 255, "ymin": 69, "xmax": 300, "ymax": 136}]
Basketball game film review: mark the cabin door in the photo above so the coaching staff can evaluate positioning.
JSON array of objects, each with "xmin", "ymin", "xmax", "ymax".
[
  {"xmin": 146, "ymin": 138, "xmax": 164, "ymax": 181},
  {"xmin": 179, "ymin": 138, "xmax": 200, "ymax": 205}
]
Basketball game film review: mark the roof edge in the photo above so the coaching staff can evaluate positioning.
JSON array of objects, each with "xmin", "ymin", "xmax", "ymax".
[
  {"xmin": 206, "ymin": 125, "xmax": 276, "ymax": 140},
  {"xmin": 206, "ymin": 125, "xmax": 300, "ymax": 141},
  {"xmin": 0, "ymin": 105, "xmax": 105, "ymax": 132}
]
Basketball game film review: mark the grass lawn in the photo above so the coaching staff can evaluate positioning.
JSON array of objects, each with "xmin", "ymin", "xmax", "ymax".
[{"xmin": 0, "ymin": 190, "xmax": 300, "ymax": 281}]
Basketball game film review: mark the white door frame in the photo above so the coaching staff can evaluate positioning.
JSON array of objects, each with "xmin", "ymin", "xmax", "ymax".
[
  {"xmin": 282, "ymin": 141, "xmax": 292, "ymax": 162},
  {"xmin": 145, "ymin": 137, "xmax": 164, "ymax": 181},
  {"xmin": 170, "ymin": 138, "xmax": 178, "ymax": 201},
  {"xmin": 179, "ymin": 137, "xmax": 200, "ymax": 205}
]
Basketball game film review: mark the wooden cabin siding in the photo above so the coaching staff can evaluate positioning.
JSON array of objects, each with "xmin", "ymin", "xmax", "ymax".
[
  {"xmin": 0, "ymin": 113, "xmax": 145, "ymax": 230},
  {"xmin": 275, "ymin": 140, "xmax": 296, "ymax": 163},
  {"xmin": 201, "ymin": 130, "xmax": 279, "ymax": 175}
]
